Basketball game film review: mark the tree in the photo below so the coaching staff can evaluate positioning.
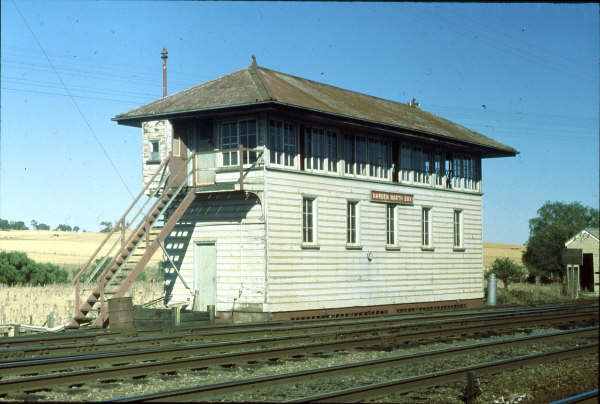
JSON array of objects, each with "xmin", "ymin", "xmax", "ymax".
[
  {"xmin": 55, "ymin": 224, "xmax": 73, "ymax": 232},
  {"xmin": 487, "ymin": 257, "xmax": 526, "ymax": 290},
  {"xmin": 0, "ymin": 251, "xmax": 68, "ymax": 286},
  {"xmin": 73, "ymin": 226, "xmax": 80, "ymax": 232},
  {"xmin": 99, "ymin": 221, "xmax": 113, "ymax": 233},
  {"xmin": 37, "ymin": 223, "xmax": 50, "ymax": 230},
  {"xmin": 522, "ymin": 201, "xmax": 599, "ymax": 282}
]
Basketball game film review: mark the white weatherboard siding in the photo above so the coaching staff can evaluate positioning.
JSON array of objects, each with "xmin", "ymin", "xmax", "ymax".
[
  {"xmin": 165, "ymin": 193, "xmax": 266, "ymax": 312},
  {"xmin": 263, "ymin": 168, "xmax": 483, "ymax": 312}
]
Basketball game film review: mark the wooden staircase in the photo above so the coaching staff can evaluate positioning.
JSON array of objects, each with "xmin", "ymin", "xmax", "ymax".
[{"xmin": 69, "ymin": 153, "xmax": 196, "ymax": 329}]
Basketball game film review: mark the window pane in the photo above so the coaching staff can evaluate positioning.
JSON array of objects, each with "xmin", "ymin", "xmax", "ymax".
[
  {"xmin": 327, "ymin": 131, "xmax": 337, "ymax": 172},
  {"xmin": 344, "ymin": 135, "xmax": 354, "ymax": 174}
]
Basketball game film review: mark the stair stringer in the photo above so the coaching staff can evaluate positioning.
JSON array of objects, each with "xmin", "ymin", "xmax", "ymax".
[{"xmin": 94, "ymin": 190, "xmax": 197, "ymax": 327}]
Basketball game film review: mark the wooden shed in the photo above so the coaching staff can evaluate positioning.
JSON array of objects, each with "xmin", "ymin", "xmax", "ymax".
[
  {"xmin": 104, "ymin": 59, "xmax": 518, "ymax": 323},
  {"xmin": 565, "ymin": 228, "xmax": 599, "ymax": 294}
]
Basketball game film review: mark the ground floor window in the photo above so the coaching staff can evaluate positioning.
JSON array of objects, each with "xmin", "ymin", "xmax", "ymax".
[
  {"xmin": 347, "ymin": 201, "xmax": 357, "ymax": 244},
  {"xmin": 302, "ymin": 197, "xmax": 315, "ymax": 243},
  {"xmin": 422, "ymin": 207, "xmax": 431, "ymax": 247},
  {"xmin": 386, "ymin": 204, "xmax": 395, "ymax": 245},
  {"xmin": 453, "ymin": 209, "xmax": 462, "ymax": 248}
]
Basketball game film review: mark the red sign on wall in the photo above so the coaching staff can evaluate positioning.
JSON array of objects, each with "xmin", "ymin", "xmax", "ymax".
[{"xmin": 370, "ymin": 191, "xmax": 413, "ymax": 205}]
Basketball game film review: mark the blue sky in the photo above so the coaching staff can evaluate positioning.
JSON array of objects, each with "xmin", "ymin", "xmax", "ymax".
[{"xmin": 1, "ymin": 2, "xmax": 598, "ymax": 244}]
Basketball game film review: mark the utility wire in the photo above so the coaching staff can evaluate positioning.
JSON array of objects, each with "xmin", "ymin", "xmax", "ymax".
[{"xmin": 11, "ymin": 0, "xmax": 134, "ymax": 199}]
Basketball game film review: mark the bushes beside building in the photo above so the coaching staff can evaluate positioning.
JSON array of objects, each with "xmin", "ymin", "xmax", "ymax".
[{"xmin": 0, "ymin": 251, "xmax": 69, "ymax": 286}]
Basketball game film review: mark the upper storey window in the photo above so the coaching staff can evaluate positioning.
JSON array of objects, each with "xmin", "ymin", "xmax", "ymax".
[
  {"xmin": 269, "ymin": 120, "xmax": 296, "ymax": 167},
  {"xmin": 220, "ymin": 119, "xmax": 257, "ymax": 166},
  {"xmin": 344, "ymin": 134, "xmax": 389, "ymax": 179},
  {"xmin": 304, "ymin": 127, "xmax": 337, "ymax": 172}
]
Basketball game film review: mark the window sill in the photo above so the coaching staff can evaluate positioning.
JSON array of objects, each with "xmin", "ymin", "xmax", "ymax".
[
  {"xmin": 146, "ymin": 160, "xmax": 161, "ymax": 165},
  {"xmin": 421, "ymin": 246, "xmax": 435, "ymax": 252},
  {"xmin": 453, "ymin": 247, "xmax": 466, "ymax": 252},
  {"xmin": 345, "ymin": 244, "xmax": 363, "ymax": 250},
  {"xmin": 385, "ymin": 245, "xmax": 401, "ymax": 251},
  {"xmin": 301, "ymin": 243, "xmax": 320, "ymax": 250}
]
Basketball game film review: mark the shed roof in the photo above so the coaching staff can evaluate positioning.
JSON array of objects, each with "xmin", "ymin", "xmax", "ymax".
[
  {"xmin": 114, "ymin": 61, "xmax": 517, "ymax": 157},
  {"xmin": 565, "ymin": 227, "xmax": 600, "ymax": 246}
]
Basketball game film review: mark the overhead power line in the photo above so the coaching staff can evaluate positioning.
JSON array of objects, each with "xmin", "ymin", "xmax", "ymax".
[{"xmin": 10, "ymin": 0, "xmax": 134, "ymax": 199}]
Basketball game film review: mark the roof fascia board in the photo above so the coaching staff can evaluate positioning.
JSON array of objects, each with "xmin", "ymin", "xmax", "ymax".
[{"xmin": 565, "ymin": 229, "xmax": 600, "ymax": 246}]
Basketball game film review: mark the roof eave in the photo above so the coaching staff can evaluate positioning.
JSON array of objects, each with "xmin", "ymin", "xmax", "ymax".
[{"xmin": 113, "ymin": 99, "xmax": 518, "ymax": 157}]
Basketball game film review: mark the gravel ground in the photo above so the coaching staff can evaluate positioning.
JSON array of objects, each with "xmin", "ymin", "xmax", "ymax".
[{"xmin": 3, "ymin": 326, "xmax": 597, "ymax": 403}]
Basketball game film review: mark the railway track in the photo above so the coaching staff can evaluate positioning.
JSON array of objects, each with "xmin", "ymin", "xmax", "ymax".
[
  {"xmin": 1, "ymin": 304, "xmax": 596, "ymax": 361},
  {"xmin": 0, "ymin": 303, "xmax": 596, "ymax": 401},
  {"xmin": 105, "ymin": 332, "xmax": 598, "ymax": 402},
  {"xmin": 1, "ymin": 302, "xmax": 594, "ymax": 350}
]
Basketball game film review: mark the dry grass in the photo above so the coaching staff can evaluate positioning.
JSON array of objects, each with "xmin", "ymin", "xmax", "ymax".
[
  {"xmin": 0, "ymin": 230, "xmax": 161, "ymax": 270},
  {"xmin": 483, "ymin": 241, "xmax": 525, "ymax": 268},
  {"xmin": 0, "ymin": 282, "xmax": 163, "ymax": 326}
]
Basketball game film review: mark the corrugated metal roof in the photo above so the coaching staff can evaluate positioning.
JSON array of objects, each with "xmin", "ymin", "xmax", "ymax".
[{"xmin": 114, "ymin": 62, "xmax": 517, "ymax": 156}]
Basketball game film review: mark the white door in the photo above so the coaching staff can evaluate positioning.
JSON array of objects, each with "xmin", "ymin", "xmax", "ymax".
[{"xmin": 193, "ymin": 242, "xmax": 216, "ymax": 311}]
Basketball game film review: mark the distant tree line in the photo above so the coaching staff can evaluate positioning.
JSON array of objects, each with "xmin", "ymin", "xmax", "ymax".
[{"xmin": 0, "ymin": 218, "xmax": 84, "ymax": 232}]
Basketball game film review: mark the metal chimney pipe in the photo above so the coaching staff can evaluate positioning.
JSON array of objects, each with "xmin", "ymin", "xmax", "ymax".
[{"xmin": 161, "ymin": 48, "xmax": 168, "ymax": 98}]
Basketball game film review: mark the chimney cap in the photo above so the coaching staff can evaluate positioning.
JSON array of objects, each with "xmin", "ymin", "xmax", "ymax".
[
  {"xmin": 251, "ymin": 55, "xmax": 257, "ymax": 66},
  {"xmin": 161, "ymin": 48, "xmax": 168, "ymax": 58}
]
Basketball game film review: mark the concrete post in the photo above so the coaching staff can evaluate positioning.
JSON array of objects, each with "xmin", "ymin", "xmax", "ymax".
[
  {"xmin": 486, "ymin": 273, "xmax": 497, "ymax": 306},
  {"xmin": 172, "ymin": 306, "xmax": 181, "ymax": 326},
  {"xmin": 207, "ymin": 305, "xmax": 215, "ymax": 323}
]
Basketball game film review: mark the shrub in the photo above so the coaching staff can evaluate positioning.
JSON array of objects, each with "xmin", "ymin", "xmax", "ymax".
[
  {"xmin": 0, "ymin": 251, "xmax": 69, "ymax": 286},
  {"xmin": 485, "ymin": 257, "xmax": 527, "ymax": 290}
]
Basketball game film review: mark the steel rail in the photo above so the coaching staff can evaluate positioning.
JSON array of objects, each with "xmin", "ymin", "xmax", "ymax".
[
  {"xmin": 550, "ymin": 389, "xmax": 599, "ymax": 404},
  {"xmin": 105, "ymin": 337, "xmax": 599, "ymax": 403},
  {"xmin": 1, "ymin": 307, "xmax": 596, "ymax": 362},
  {"xmin": 284, "ymin": 345, "xmax": 599, "ymax": 403},
  {"xmin": 2, "ymin": 311, "xmax": 595, "ymax": 379},
  {"xmin": 1, "ymin": 305, "xmax": 596, "ymax": 361},
  {"xmin": 2, "ymin": 302, "xmax": 595, "ymax": 349},
  {"xmin": 0, "ymin": 326, "xmax": 596, "ymax": 396}
]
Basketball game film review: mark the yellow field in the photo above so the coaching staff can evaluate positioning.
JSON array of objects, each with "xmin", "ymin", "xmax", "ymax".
[
  {"xmin": 0, "ymin": 230, "xmax": 526, "ymax": 327},
  {"xmin": 0, "ymin": 282, "xmax": 163, "ymax": 327},
  {"xmin": 483, "ymin": 242, "xmax": 525, "ymax": 268},
  {"xmin": 0, "ymin": 229, "xmax": 161, "ymax": 270}
]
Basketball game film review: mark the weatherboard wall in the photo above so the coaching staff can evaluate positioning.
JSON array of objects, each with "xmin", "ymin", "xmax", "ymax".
[
  {"xmin": 262, "ymin": 168, "xmax": 484, "ymax": 313},
  {"xmin": 164, "ymin": 192, "xmax": 267, "ymax": 312}
]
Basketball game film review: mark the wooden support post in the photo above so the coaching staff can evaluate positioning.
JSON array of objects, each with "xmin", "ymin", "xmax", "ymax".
[
  {"xmin": 14, "ymin": 324, "xmax": 20, "ymax": 337},
  {"xmin": 47, "ymin": 312, "xmax": 54, "ymax": 329},
  {"xmin": 239, "ymin": 145, "xmax": 244, "ymax": 192}
]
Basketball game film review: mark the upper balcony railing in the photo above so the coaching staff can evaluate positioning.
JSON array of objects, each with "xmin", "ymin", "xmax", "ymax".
[{"xmin": 193, "ymin": 146, "xmax": 265, "ymax": 192}]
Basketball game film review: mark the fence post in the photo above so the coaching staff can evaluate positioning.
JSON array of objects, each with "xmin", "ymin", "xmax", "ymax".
[
  {"xmin": 208, "ymin": 305, "xmax": 215, "ymax": 324},
  {"xmin": 47, "ymin": 312, "xmax": 54, "ymax": 329}
]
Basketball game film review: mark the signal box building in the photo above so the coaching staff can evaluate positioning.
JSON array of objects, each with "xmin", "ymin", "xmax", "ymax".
[{"xmin": 113, "ymin": 60, "xmax": 517, "ymax": 322}]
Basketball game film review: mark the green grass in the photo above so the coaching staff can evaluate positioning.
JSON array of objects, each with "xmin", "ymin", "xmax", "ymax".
[{"xmin": 487, "ymin": 282, "xmax": 571, "ymax": 305}]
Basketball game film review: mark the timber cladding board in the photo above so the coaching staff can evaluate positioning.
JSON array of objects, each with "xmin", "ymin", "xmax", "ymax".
[
  {"xmin": 264, "ymin": 169, "xmax": 483, "ymax": 308},
  {"xmin": 167, "ymin": 194, "xmax": 266, "ymax": 308}
]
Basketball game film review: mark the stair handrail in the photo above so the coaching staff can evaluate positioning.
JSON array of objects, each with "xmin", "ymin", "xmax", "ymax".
[
  {"xmin": 73, "ymin": 153, "xmax": 171, "ymax": 318},
  {"xmin": 95, "ymin": 152, "xmax": 197, "ymax": 293},
  {"xmin": 84, "ymin": 159, "xmax": 174, "ymax": 284}
]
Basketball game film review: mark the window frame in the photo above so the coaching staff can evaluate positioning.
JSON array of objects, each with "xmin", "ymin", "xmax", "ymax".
[
  {"xmin": 386, "ymin": 204, "xmax": 396, "ymax": 246},
  {"xmin": 150, "ymin": 140, "xmax": 160, "ymax": 161},
  {"xmin": 268, "ymin": 118, "xmax": 298, "ymax": 168},
  {"xmin": 421, "ymin": 206, "xmax": 433, "ymax": 249},
  {"xmin": 453, "ymin": 209, "xmax": 464, "ymax": 249},
  {"xmin": 303, "ymin": 126, "xmax": 338, "ymax": 173},
  {"xmin": 219, "ymin": 118, "xmax": 258, "ymax": 167},
  {"xmin": 301, "ymin": 196, "xmax": 318, "ymax": 247},
  {"xmin": 346, "ymin": 200, "xmax": 359, "ymax": 247}
]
